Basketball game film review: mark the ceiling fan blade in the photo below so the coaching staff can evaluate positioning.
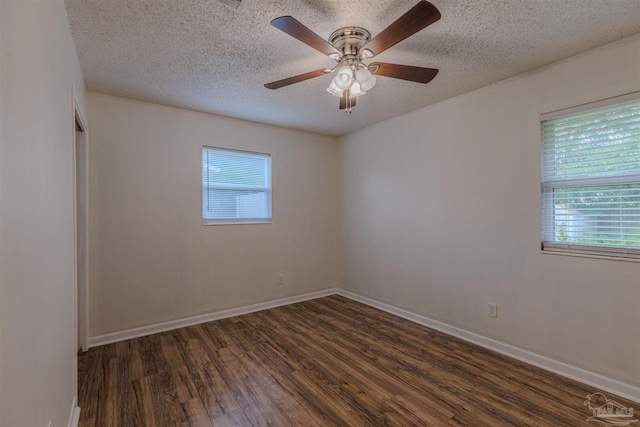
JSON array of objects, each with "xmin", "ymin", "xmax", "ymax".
[
  {"xmin": 371, "ymin": 62, "xmax": 438, "ymax": 84},
  {"xmin": 361, "ymin": 1, "xmax": 440, "ymax": 58},
  {"xmin": 339, "ymin": 91, "xmax": 356, "ymax": 110},
  {"xmin": 264, "ymin": 69, "xmax": 327, "ymax": 89},
  {"xmin": 271, "ymin": 16, "xmax": 341, "ymax": 58}
]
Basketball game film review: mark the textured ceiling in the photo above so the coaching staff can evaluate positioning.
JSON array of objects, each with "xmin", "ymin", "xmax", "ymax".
[{"xmin": 64, "ymin": 0, "xmax": 640, "ymax": 137}]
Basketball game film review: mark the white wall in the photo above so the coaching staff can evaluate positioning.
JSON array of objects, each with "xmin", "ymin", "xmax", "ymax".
[
  {"xmin": 0, "ymin": 1, "xmax": 86, "ymax": 426},
  {"xmin": 87, "ymin": 93, "xmax": 337, "ymax": 337},
  {"xmin": 338, "ymin": 35, "xmax": 640, "ymax": 387}
]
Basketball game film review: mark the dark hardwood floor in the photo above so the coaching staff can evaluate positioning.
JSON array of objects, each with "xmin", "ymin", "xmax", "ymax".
[{"xmin": 78, "ymin": 295, "xmax": 637, "ymax": 426}]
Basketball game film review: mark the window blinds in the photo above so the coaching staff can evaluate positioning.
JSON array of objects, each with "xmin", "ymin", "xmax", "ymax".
[
  {"xmin": 541, "ymin": 96, "xmax": 640, "ymax": 259},
  {"xmin": 202, "ymin": 146, "xmax": 272, "ymax": 224}
]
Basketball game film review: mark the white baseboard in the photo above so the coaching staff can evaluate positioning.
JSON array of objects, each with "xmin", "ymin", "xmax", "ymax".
[
  {"xmin": 88, "ymin": 288, "xmax": 338, "ymax": 347},
  {"xmin": 86, "ymin": 287, "xmax": 639, "ymax": 403},
  {"xmin": 67, "ymin": 396, "xmax": 80, "ymax": 427},
  {"xmin": 336, "ymin": 289, "xmax": 640, "ymax": 403}
]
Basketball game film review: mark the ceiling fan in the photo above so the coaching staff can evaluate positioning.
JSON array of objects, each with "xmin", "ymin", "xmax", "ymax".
[{"xmin": 264, "ymin": 0, "xmax": 441, "ymax": 112}]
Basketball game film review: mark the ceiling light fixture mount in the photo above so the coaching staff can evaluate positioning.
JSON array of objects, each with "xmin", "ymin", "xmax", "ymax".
[
  {"xmin": 264, "ymin": 0, "xmax": 441, "ymax": 113},
  {"xmin": 325, "ymin": 27, "xmax": 375, "ymax": 113},
  {"xmin": 328, "ymin": 27, "xmax": 371, "ymax": 58}
]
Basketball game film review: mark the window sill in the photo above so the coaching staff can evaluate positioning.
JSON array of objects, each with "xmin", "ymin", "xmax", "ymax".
[
  {"xmin": 540, "ymin": 249, "xmax": 640, "ymax": 263},
  {"xmin": 203, "ymin": 219, "xmax": 272, "ymax": 225}
]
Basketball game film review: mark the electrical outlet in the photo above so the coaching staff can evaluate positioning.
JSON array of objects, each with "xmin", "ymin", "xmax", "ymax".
[
  {"xmin": 487, "ymin": 302, "xmax": 498, "ymax": 318},
  {"xmin": 276, "ymin": 273, "xmax": 285, "ymax": 286}
]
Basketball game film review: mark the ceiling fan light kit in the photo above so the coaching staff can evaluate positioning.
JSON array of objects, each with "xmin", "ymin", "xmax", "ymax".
[
  {"xmin": 348, "ymin": 82, "xmax": 366, "ymax": 98},
  {"xmin": 334, "ymin": 65, "xmax": 355, "ymax": 91},
  {"xmin": 327, "ymin": 77, "xmax": 368, "ymax": 99},
  {"xmin": 326, "ymin": 78, "xmax": 343, "ymax": 97},
  {"xmin": 356, "ymin": 68, "xmax": 376, "ymax": 92},
  {"xmin": 265, "ymin": 0, "xmax": 442, "ymax": 113}
]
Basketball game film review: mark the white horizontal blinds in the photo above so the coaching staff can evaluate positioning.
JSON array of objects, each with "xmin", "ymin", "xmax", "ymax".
[
  {"xmin": 202, "ymin": 146, "xmax": 272, "ymax": 224},
  {"xmin": 542, "ymin": 101, "xmax": 640, "ymax": 181},
  {"xmin": 541, "ymin": 97, "xmax": 640, "ymax": 258}
]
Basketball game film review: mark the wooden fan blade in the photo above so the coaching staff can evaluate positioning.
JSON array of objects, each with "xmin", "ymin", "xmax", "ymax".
[
  {"xmin": 264, "ymin": 69, "xmax": 327, "ymax": 89},
  {"xmin": 371, "ymin": 62, "xmax": 438, "ymax": 84},
  {"xmin": 271, "ymin": 16, "xmax": 341, "ymax": 58},
  {"xmin": 339, "ymin": 91, "xmax": 356, "ymax": 110},
  {"xmin": 361, "ymin": 1, "xmax": 440, "ymax": 57}
]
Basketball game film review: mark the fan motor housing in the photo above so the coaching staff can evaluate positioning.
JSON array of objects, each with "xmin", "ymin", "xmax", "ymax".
[{"xmin": 329, "ymin": 27, "xmax": 371, "ymax": 58}]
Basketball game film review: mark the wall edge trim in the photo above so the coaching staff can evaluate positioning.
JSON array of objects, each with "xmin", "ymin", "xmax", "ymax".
[
  {"xmin": 67, "ymin": 396, "xmax": 80, "ymax": 427},
  {"xmin": 336, "ymin": 289, "xmax": 640, "ymax": 403},
  {"xmin": 87, "ymin": 288, "xmax": 338, "ymax": 347}
]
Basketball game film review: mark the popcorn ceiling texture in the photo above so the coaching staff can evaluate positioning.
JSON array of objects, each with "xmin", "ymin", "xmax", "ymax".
[{"xmin": 64, "ymin": 0, "xmax": 640, "ymax": 136}]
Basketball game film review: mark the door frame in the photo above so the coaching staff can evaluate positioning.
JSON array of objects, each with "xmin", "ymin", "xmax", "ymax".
[{"xmin": 72, "ymin": 87, "xmax": 89, "ymax": 360}]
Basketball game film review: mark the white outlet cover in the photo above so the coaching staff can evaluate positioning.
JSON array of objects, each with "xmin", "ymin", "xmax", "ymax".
[{"xmin": 488, "ymin": 303, "xmax": 498, "ymax": 318}]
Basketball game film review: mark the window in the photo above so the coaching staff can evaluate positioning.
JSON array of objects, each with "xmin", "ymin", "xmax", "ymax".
[
  {"xmin": 202, "ymin": 146, "xmax": 272, "ymax": 225},
  {"xmin": 540, "ymin": 93, "xmax": 640, "ymax": 260}
]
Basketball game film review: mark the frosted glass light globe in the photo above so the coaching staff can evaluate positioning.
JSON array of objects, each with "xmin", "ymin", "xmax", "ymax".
[
  {"xmin": 334, "ymin": 66, "xmax": 354, "ymax": 90},
  {"xmin": 349, "ymin": 82, "xmax": 366, "ymax": 98},
  {"xmin": 356, "ymin": 68, "xmax": 377, "ymax": 91}
]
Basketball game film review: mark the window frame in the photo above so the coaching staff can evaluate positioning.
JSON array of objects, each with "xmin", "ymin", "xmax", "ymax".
[
  {"xmin": 539, "ymin": 92, "xmax": 640, "ymax": 261},
  {"xmin": 202, "ymin": 146, "xmax": 272, "ymax": 225}
]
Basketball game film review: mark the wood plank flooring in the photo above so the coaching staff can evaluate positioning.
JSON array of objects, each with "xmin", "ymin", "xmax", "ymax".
[{"xmin": 78, "ymin": 295, "xmax": 637, "ymax": 426}]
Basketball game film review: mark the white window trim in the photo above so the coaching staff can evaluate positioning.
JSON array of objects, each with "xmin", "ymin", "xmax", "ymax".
[
  {"xmin": 540, "ymin": 92, "xmax": 640, "ymax": 261},
  {"xmin": 540, "ymin": 91, "xmax": 640, "ymax": 121},
  {"xmin": 202, "ymin": 146, "xmax": 272, "ymax": 225}
]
